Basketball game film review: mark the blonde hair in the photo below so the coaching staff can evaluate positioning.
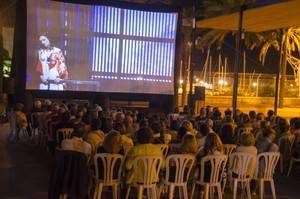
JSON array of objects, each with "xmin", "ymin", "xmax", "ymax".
[
  {"xmin": 181, "ymin": 134, "xmax": 198, "ymax": 154},
  {"xmin": 103, "ymin": 130, "xmax": 122, "ymax": 154},
  {"xmin": 204, "ymin": 133, "xmax": 223, "ymax": 153},
  {"xmin": 240, "ymin": 132, "xmax": 255, "ymax": 146}
]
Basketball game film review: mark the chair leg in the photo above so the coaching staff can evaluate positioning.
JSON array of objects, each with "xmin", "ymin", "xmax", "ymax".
[
  {"xmin": 270, "ymin": 179, "xmax": 276, "ymax": 199},
  {"xmin": 246, "ymin": 181, "xmax": 251, "ymax": 199},
  {"xmin": 125, "ymin": 186, "xmax": 131, "ymax": 199},
  {"xmin": 152, "ymin": 186, "xmax": 158, "ymax": 199},
  {"xmin": 217, "ymin": 184, "xmax": 222, "ymax": 199},
  {"xmin": 93, "ymin": 183, "xmax": 99, "ymax": 199},
  {"xmin": 183, "ymin": 185, "xmax": 188, "ymax": 199},
  {"xmin": 233, "ymin": 179, "xmax": 238, "ymax": 199},
  {"xmin": 169, "ymin": 185, "xmax": 175, "ymax": 199},
  {"xmin": 112, "ymin": 184, "xmax": 118, "ymax": 199},
  {"xmin": 138, "ymin": 186, "xmax": 144, "ymax": 199},
  {"xmin": 190, "ymin": 184, "xmax": 195, "ymax": 199},
  {"xmin": 287, "ymin": 159, "xmax": 294, "ymax": 176},
  {"xmin": 259, "ymin": 179, "xmax": 264, "ymax": 199},
  {"xmin": 222, "ymin": 175, "xmax": 227, "ymax": 193},
  {"xmin": 97, "ymin": 183, "xmax": 103, "ymax": 199},
  {"xmin": 204, "ymin": 185, "xmax": 209, "ymax": 199}
]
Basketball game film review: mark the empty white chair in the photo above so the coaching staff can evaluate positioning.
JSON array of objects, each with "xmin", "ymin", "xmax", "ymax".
[
  {"xmin": 161, "ymin": 154, "xmax": 195, "ymax": 199},
  {"xmin": 223, "ymin": 144, "xmax": 237, "ymax": 156},
  {"xmin": 125, "ymin": 156, "xmax": 162, "ymax": 199},
  {"xmin": 228, "ymin": 152, "xmax": 256, "ymax": 199},
  {"xmin": 93, "ymin": 153, "xmax": 124, "ymax": 199},
  {"xmin": 287, "ymin": 157, "xmax": 300, "ymax": 176},
  {"xmin": 56, "ymin": 128, "xmax": 74, "ymax": 147},
  {"xmin": 255, "ymin": 152, "xmax": 280, "ymax": 199},
  {"xmin": 191, "ymin": 155, "xmax": 227, "ymax": 199}
]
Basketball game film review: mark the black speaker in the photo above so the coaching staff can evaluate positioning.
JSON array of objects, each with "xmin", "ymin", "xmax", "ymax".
[{"xmin": 194, "ymin": 86, "xmax": 205, "ymax": 100}]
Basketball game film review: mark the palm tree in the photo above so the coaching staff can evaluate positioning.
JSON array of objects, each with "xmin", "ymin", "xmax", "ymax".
[
  {"xmin": 252, "ymin": 28, "xmax": 300, "ymax": 107},
  {"xmin": 195, "ymin": 1, "xmax": 300, "ymax": 108}
]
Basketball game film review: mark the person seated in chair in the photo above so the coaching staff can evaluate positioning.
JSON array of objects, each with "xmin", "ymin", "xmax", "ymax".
[
  {"xmin": 61, "ymin": 123, "xmax": 91, "ymax": 157},
  {"xmin": 125, "ymin": 127, "xmax": 163, "ymax": 184}
]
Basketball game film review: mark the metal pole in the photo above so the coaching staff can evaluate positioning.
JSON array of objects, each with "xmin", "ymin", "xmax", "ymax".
[
  {"xmin": 274, "ymin": 34, "xmax": 283, "ymax": 115},
  {"xmin": 232, "ymin": 5, "xmax": 245, "ymax": 119},
  {"xmin": 188, "ymin": 1, "xmax": 196, "ymax": 111}
]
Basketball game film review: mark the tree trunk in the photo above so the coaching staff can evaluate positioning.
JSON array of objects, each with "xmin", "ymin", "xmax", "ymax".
[{"xmin": 278, "ymin": 40, "xmax": 287, "ymax": 108}]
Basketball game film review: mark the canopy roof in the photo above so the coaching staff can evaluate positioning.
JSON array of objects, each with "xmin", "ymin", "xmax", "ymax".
[{"xmin": 196, "ymin": 0, "xmax": 300, "ymax": 32}]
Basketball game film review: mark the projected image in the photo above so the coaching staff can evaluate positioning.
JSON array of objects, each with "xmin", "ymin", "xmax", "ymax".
[{"xmin": 26, "ymin": 0, "xmax": 178, "ymax": 94}]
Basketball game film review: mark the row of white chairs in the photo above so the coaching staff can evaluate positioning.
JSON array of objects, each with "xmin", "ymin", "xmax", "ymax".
[{"xmin": 91, "ymin": 152, "xmax": 280, "ymax": 199}]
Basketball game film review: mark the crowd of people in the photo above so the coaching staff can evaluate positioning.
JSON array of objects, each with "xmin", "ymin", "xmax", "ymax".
[{"xmin": 8, "ymin": 100, "xmax": 300, "ymax": 198}]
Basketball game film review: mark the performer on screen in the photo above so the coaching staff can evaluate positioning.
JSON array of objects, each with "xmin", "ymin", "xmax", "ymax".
[{"xmin": 36, "ymin": 35, "xmax": 68, "ymax": 90}]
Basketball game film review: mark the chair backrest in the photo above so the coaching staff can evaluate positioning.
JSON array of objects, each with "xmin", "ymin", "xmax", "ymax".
[
  {"xmin": 256, "ymin": 152, "xmax": 280, "ymax": 179},
  {"xmin": 223, "ymin": 144, "xmax": 237, "ymax": 156},
  {"xmin": 94, "ymin": 153, "xmax": 124, "ymax": 184},
  {"xmin": 133, "ymin": 156, "xmax": 162, "ymax": 185},
  {"xmin": 56, "ymin": 128, "xmax": 74, "ymax": 146},
  {"xmin": 165, "ymin": 154, "xmax": 195, "ymax": 184},
  {"xmin": 158, "ymin": 144, "xmax": 169, "ymax": 157},
  {"xmin": 279, "ymin": 136, "xmax": 295, "ymax": 155},
  {"xmin": 199, "ymin": 155, "xmax": 227, "ymax": 184},
  {"xmin": 229, "ymin": 152, "xmax": 257, "ymax": 180}
]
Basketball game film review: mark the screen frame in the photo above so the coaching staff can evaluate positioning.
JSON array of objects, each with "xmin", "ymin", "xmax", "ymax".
[{"xmin": 24, "ymin": 0, "xmax": 181, "ymax": 97}]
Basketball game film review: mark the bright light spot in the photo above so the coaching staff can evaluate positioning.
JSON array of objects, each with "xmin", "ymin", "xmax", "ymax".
[
  {"xmin": 252, "ymin": 82, "xmax": 258, "ymax": 87},
  {"xmin": 224, "ymin": 81, "xmax": 228, "ymax": 86},
  {"xmin": 196, "ymin": 78, "xmax": 199, "ymax": 82},
  {"xmin": 290, "ymin": 84, "xmax": 294, "ymax": 87},
  {"xmin": 179, "ymin": 79, "xmax": 183, "ymax": 84},
  {"xmin": 218, "ymin": 80, "xmax": 224, "ymax": 85}
]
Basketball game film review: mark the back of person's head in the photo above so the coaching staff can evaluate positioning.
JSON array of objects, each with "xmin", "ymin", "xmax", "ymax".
[
  {"xmin": 262, "ymin": 127, "xmax": 276, "ymax": 140},
  {"xmin": 91, "ymin": 118, "xmax": 102, "ymax": 131},
  {"xmin": 139, "ymin": 119, "xmax": 149, "ymax": 128},
  {"xmin": 204, "ymin": 133, "xmax": 223, "ymax": 153},
  {"xmin": 240, "ymin": 113, "xmax": 250, "ymax": 124},
  {"xmin": 73, "ymin": 123, "xmax": 85, "ymax": 138},
  {"xmin": 257, "ymin": 113, "xmax": 265, "ymax": 121},
  {"xmin": 278, "ymin": 118, "xmax": 289, "ymax": 133},
  {"xmin": 181, "ymin": 134, "xmax": 197, "ymax": 154},
  {"xmin": 220, "ymin": 123, "xmax": 234, "ymax": 140},
  {"xmin": 181, "ymin": 120, "xmax": 193, "ymax": 132},
  {"xmin": 14, "ymin": 103, "xmax": 24, "ymax": 111},
  {"xmin": 115, "ymin": 112, "xmax": 125, "ymax": 122},
  {"xmin": 113, "ymin": 122, "xmax": 126, "ymax": 134},
  {"xmin": 136, "ymin": 127, "xmax": 153, "ymax": 144},
  {"xmin": 151, "ymin": 122, "xmax": 162, "ymax": 134},
  {"xmin": 293, "ymin": 119, "xmax": 300, "ymax": 130},
  {"xmin": 103, "ymin": 130, "xmax": 122, "ymax": 153},
  {"xmin": 198, "ymin": 122, "xmax": 210, "ymax": 137},
  {"xmin": 224, "ymin": 109, "xmax": 232, "ymax": 117},
  {"xmin": 249, "ymin": 111, "xmax": 257, "ymax": 120},
  {"xmin": 240, "ymin": 132, "xmax": 255, "ymax": 146},
  {"xmin": 267, "ymin": 110, "xmax": 275, "ymax": 118}
]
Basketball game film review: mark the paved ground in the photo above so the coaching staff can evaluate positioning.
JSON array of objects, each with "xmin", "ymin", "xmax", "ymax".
[{"xmin": 0, "ymin": 123, "xmax": 300, "ymax": 199}]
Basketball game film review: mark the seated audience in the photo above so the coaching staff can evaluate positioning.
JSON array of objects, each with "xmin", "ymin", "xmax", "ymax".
[
  {"xmin": 219, "ymin": 123, "xmax": 236, "ymax": 145},
  {"xmin": 256, "ymin": 127, "xmax": 279, "ymax": 153},
  {"xmin": 86, "ymin": 119, "xmax": 104, "ymax": 154},
  {"xmin": 98, "ymin": 130, "xmax": 123, "ymax": 154},
  {"xmin": 61, "ymin": 123, "xmax": 91, "ymax": 157},
  {"xmin": 113, "ymin": 122, "xmax": 134, "ymax": 154},
  {"xmin": 125, "ymin": 128, "xmax": 163, "ymax": 184},
  {"xmin": 196, "ymin": 123, "xmax": 210, "ymax": 148},
  {"xmin": 171, "ymin": 134, "xmax": 198, "ymax": 154}
]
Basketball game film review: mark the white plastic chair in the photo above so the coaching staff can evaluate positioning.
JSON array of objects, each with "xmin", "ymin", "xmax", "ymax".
[
  {"xmin": 56, "ymin": 128, "xmax": 74, "ymax": 147},
  {"xmin": 255, "ymin": 152, "xmax": 280, "ymax": 199},
  {"xmin": 191, "ymin": 155, "xmax": 227, "ymax": 199},
  {"xmin": 93, "ymin": 153, "xmax": 124, "ymax": 199},
  {"xmin": 125, "ymin": 156, "xmax": 162, "ymax": 199},
  {"xmin": 161, "ymin": 154, "xmax": 195, "ymax": 199},
  {"xmin": 158, "ymin": 144, "xmax": 169, "ymax": 158},
  {"xmin": 228, "ymin": 152, "xmax": 256, "ymax": 199},
  {"xmin": 223, "ymin": 144, "xmax": 237, "ymax": 156}
]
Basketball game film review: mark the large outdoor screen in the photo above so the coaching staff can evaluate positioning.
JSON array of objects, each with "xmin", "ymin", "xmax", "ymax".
[{"xmin": 26, "ymin": 0, "xmax": 178, "ymax": 94}]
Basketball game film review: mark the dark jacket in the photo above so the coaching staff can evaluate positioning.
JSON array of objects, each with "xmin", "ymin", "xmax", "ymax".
[{"xmin": 48, "ymin": 150, "xmax": 89, "ymax": 199}]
